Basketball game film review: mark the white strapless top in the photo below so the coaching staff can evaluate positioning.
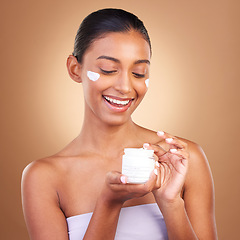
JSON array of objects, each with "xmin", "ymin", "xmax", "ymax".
[{"xmin": 66, "ymin": 203, "xmax": 168, "ymax": 240}]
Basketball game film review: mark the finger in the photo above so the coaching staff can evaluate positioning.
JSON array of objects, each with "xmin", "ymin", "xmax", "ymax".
[
  {"xmin": 106, "ymin": 171, "xmax": 128, "ymax": 185},
  {"xmin": 156, "ymin": 130, "xmax": 166, "ymax": 140},
  {"xmin": 157, "ymin": 131, "xmax": 187, "ymax": 149},
  {"xmin": 169, "ymin": 148, "xmax": 189, "ymax": 159},
  {"xmin": 169, "ymin": 149, "xmax": 189, "ymax": 168},
  {"xmin": 153, "ymin": 163, "xmax": 162, "ymax": 189},
  {"xmin": 149, "ymin": 167, "xmax": 159, "ymax": 182},
  {"xmin": 143, "ymin": 143, "xmax": 167, "ymax": 157},
  {"xmin": 165, "ymin": 137, "xmax": 187, "ymax": 149},
  {"xmin": 157, "ymin": 131, "xmax": 177, "ymax": 140},
  {"xmin": 161, "ymin": 162, "xmax": 171, "ymax": 183},
  {"xmin": 157, "ymin": 130, "xmax": 175, "ymax": 140},
  {"xmin": 141, "ymin": 167, "xmax": 158, "ymax": 191},
  {"xmin": 157, "ymin": 131, "xmax": 182, "ymax": 149}
]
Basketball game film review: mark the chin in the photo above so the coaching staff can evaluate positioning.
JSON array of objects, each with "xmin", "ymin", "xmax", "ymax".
[{"xmin": 101, "ymin": 115, "xmax": 132, "ymax": 127}]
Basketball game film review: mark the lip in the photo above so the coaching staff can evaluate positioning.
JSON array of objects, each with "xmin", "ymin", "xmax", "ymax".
[{"xmin": 102, "ymin": 95, "xmax": 134, "ymax": 113}]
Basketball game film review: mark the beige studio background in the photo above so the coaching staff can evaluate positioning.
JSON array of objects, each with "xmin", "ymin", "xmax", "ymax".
[{"xmin": 1, "ymin": 0, "xmax": 239, "ymax": 239}]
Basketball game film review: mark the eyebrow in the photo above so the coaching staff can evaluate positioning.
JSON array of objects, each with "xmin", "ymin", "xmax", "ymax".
[
  {"xmin": 134, "ymin": 59, "xmax": 150, "ymax": 65},
  {"xmin": 97, "ymin": 55, "xmax": 120, "ymax": 63},
  {"xmin": 96, "ymin": 55, "xmax": 150, "ymax": 65}
]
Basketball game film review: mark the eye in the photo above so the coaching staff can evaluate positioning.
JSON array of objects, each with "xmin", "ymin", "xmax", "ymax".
[
  {"xmin": 133, "ymin": 72, "xmax": 145, "ymax": 78},
  {"xmin": 100, "ymin": 68, "xmax": 117, "ymax": 74}
]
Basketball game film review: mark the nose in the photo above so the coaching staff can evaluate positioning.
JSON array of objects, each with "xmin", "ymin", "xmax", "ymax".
[{"xmin": 113, "ymin": 72, "xmax": 132, "ymax": 95}]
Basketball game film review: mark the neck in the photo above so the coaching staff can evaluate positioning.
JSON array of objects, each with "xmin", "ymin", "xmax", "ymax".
[{"xmin": 76, "ymin": 114, "xmax": 143, "ymax": 158}]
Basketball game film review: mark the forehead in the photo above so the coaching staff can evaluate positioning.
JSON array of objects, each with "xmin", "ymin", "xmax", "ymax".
[{"xmin": 83, "ymin": 31, "xmax": 151, "ymax": 63}]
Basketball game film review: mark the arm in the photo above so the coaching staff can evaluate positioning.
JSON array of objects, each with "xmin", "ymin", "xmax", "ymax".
[
  {"xmin": 157, "ymin": 143, "xmax": 217, "ymax": 239},
  {"xmin": 83, "ymin": 200, "xmax": 122, "ymax": 239},
  {"xmin": 82, "ymin": 172, "xmax": 123, "ymax": 240},
  {"xmin": 21, "ymin": 160, "xmax": 69, "ymax": 240},
  {"xmin": 183, "ymin": 143, "xmax": 217, "ymax": 239},
  {"xmin": 145, "ymin": 132, "xmax": 218, "ymax": 239},
  {"xmin": 83, "ymin": 171, "xmax": 159, "ymax": 239}
]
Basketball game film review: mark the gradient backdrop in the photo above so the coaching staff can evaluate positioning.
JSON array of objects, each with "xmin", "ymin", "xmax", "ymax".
[{"xmin": 1, "ymin": 0, "xmax": 239, "ymax": 239}]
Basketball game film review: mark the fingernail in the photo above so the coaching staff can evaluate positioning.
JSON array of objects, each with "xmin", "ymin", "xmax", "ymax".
[
  {"xmin": 120, "ymin": 175, "xmax": 127, "ymax": 184},
  {"xmin": 157, "ymin": 131, "xmax": 164, "ymax": 136},
  {"xmin": 154, "ymin": 169, "xmax": 158, "ymax": 175},
  {"xmin": 170, "ymin": 148, "xmax": 177, "ymax": 153},
  {"xmin": 143, "ymin": 143, "xmax": 149, "ymax": 149},
  {"xmin": 155, "ymin": 161, "xmax": 160, "ymax": 167},
  {"xmin": 166, "ymin": 138, "xmax": 173, "ymax": 143}
]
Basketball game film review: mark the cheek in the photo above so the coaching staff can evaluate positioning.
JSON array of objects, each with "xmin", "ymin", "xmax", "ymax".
[
  {"xmin": 133, "ymin": 80, "xmax": 148, "ymax": 97},
  {"xmin": 83, "ymin": 73, "xmax": 107, "ymax": 98},
  {"xmin": 85, "ymin": 71, "xmax": 112, "ymax": 92}
]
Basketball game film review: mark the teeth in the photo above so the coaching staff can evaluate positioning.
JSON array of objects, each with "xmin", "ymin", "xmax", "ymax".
[{"xmin": 104, "ymin": 96, "xmax": 130, "ymax": 105}]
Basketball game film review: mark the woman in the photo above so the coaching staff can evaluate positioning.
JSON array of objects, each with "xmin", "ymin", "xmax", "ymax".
[{"xmin": 21, "ymin": 8, "xmax": 218, "ymax": 240}]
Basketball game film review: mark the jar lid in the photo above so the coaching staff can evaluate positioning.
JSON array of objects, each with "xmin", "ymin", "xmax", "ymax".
[{"xmin": 123, "ymin": 148, "xmax": 154, "ymax": 157}]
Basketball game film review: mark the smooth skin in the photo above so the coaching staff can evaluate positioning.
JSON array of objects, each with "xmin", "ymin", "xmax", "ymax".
[{"xmin": 21, "ymin": 31, "xmax": 218, "ymax": 239}]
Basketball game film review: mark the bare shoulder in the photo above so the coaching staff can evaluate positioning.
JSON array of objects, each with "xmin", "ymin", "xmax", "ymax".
[
  {"xmin": 22, "ymin": 156, "xmax": 60, "ymax": 184},
  {"xmin": 21, "ymin": 157, "xmax": 73, "ymax": 239},
  {"xmin": 135, "ymin": 125, "xmax": 162, "ymax": 144},
  {"xmin": 179, "ymin": 138, "xmax": 207, "ymax": 162},
  {"xmin": 179, "ymin": 138, "xmax": 212, "ymax": 175},
  {"xmin": 21, "ymin": 154, "xmax": 72, "ymax": 198},
  {"xmin": 140, "ymin": 126, "xmax": 208, "ymax": 163},
  {"xmin": 151, "ymin": 130, "xmax": 214, "ymax": 192},
  {"xmin": 177, "ymin": 137, "xmax": 213, "ymax": 185},
  {"xmin": 175, "ymin": 137, "xmax": 215, "ymax": 217},
  {"xmin": 179, "ymin": 137, "xmax": 205, "ymax": 155}
]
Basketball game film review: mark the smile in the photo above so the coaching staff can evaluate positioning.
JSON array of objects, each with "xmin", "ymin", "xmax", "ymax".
[{"xmin": 103, "ymin": 95, "xmax": 133, "ymax": 107}]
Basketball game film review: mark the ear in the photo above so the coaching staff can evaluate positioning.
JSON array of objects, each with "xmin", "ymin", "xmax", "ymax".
[{"xmin": 66, "ymin": 55, "xmax": 82, "ymax": 83}]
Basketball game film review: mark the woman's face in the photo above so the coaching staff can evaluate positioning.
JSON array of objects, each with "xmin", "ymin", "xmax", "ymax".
[{"xmin": 79, "ymin": 30, "xmax": 151, "ymax": 126}]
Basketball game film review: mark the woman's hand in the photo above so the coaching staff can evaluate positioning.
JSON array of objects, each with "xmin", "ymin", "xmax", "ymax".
[
  {"xmin": 144, "ymin": 131, "xmax": 189, "ymax": 206},
  {"xmin": 100, "ymin": 168, "xmax": 158, "ymax": 207}
]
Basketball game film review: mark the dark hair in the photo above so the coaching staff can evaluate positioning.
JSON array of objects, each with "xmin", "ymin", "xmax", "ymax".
[{"xmin": 73, "ymin": 8, "xmax": 151, "ymax": 63}]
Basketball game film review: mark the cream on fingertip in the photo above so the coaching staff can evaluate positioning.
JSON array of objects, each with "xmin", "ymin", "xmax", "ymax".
[
  {"xmin": 157, "ymin": 131, "xmax": 164, "ymax": 136},
  {"xmin": 154, "ymin": 169, "xmax": 158, "ymax": 175},
  {"xmin": 170, "ymin": 149, "xmax": 178, "ymax": 153},
  {"xmin": 166, "ymin": 138, "xmax": 173, "ymax": 143}
]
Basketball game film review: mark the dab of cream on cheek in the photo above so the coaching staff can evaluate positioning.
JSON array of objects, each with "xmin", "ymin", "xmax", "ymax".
[
  {"xmin": 87, "ymin": 71, "xmax": 100, "ymax": 81},
  {"xmin": 145, "ymin": 79, "xmax": 149, "ymax": 88}
]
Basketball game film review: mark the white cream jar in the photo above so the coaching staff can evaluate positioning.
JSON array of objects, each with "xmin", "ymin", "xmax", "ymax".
[{"xmin": 122, "ymin": 148, "xmax": 155, "ymax": 184}]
